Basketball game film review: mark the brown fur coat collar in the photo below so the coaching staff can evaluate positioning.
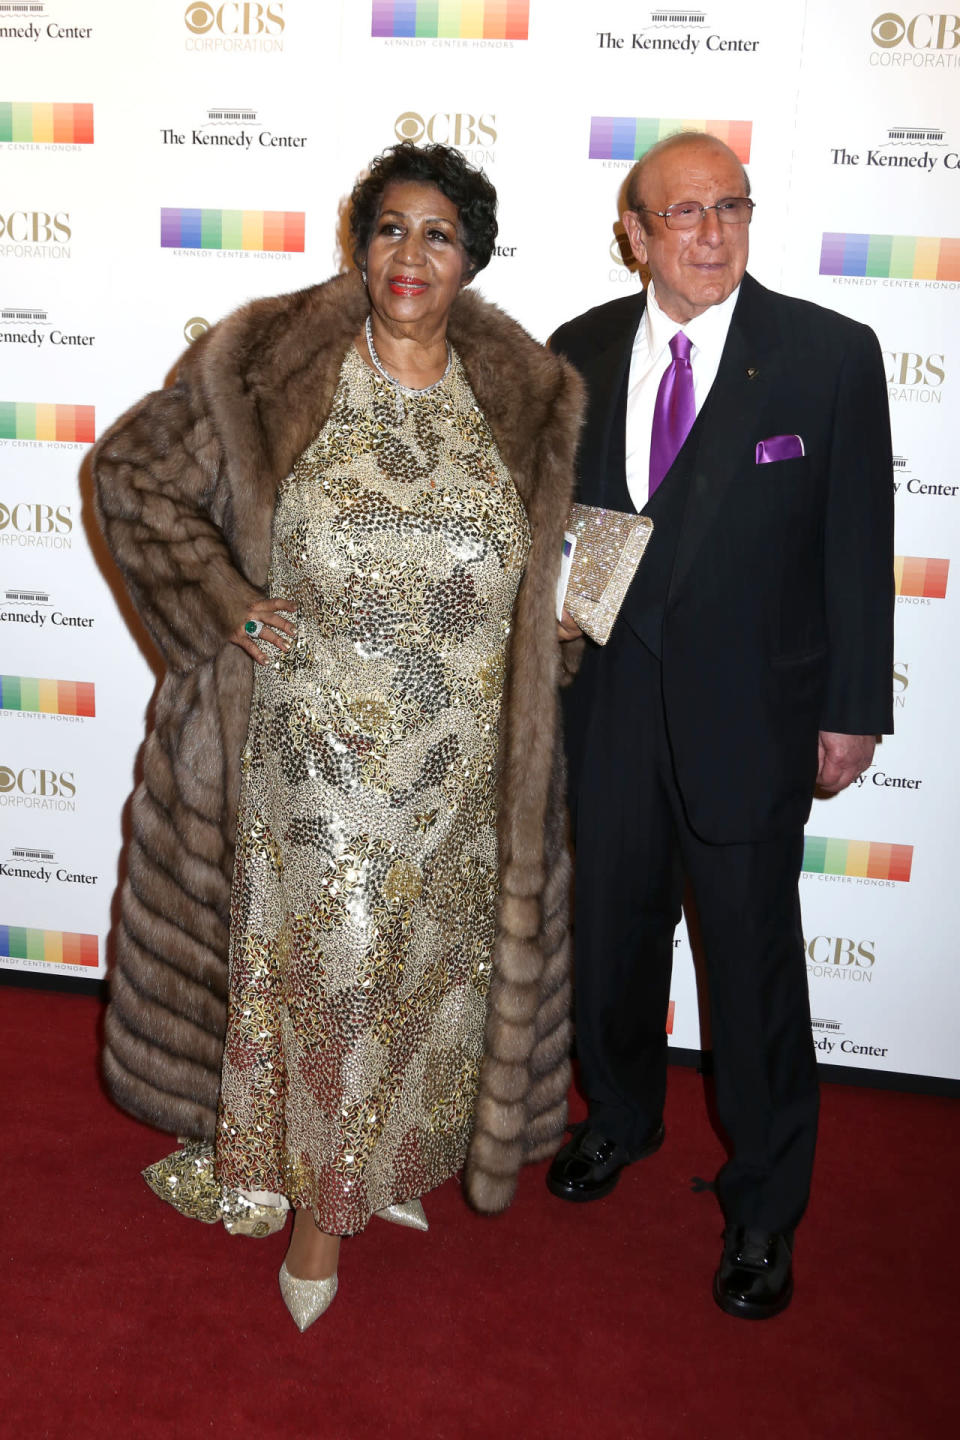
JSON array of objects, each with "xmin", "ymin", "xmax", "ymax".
[{"xmin": 94, "ymin": 270, "xmax": 584, "ymax": 1214}]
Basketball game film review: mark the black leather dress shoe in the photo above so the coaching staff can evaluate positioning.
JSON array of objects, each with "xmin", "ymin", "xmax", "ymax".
[
  {"xmin": 713, "ymin": 1226, "xmax": 794, "ymax": 1319},
  {"xmin": 545, "ymin": 1119, "xmax": 665, "ymax": 1203}
]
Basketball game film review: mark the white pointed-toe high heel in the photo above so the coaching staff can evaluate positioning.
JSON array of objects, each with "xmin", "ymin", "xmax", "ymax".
[
  {"xmin": 278, "ymin": 1261, "xmax": 338, "ymax": 1332},
  {"xmin": 374, "ymin": 1198, "xmax": 428, "ymax": 1231}
]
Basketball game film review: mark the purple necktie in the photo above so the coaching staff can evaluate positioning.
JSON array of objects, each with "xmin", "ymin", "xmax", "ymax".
[{"xmin": 649, "ymin": 330, "xmax": 695, "ymax": 496}]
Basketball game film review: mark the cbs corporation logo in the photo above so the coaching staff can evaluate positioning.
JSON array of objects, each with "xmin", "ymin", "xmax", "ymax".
[
  {"xmin": 0, "ymin": 211, "xmax": 71, "ymax": 260},
  {"xmin": 184, "ymin": 316, "xmax": 210, "ymax": 343},
  {"xmin": 185, "ymin": 2, "xmax": 285, "ymax": 35},
  {"xmin": 884, "ymin": 350, "xmax": 946, "ymax": 403},
  {"xmin": 609, "ymin": 232, "xmax": 646, "ymax": 286},
  {"xmin": 0, "ymin": 502, "xmax": 73, "ymax": 548},
  {"xmin": 0, "ymin": 501, "xmax": 73, "ymax": 530},
  {"xmin": 893, "ymin": 661, "xmax": 910, "ymax": 707},
  {"xmin": 871, "ymin": 11, "xmax": 960, "ymax": 48},
  {"xmin": 394, "ymin": 112, "xmax": 497, "ymax": 150},
  {"xmin": 0, "ymin": 766, "xmax": 76, "ymax": 799}
]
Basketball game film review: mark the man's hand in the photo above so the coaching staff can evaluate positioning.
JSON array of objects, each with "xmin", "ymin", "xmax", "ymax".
[
  {"xmin": 817, "ymin": 731, "xmax": 876, "ymax": 793},
  {"xmin": 558, "ymin": 607, "xmax": 583, "ymax": 642}
]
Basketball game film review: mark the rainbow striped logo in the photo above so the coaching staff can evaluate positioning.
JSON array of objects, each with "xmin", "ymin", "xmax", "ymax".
[
  {"xmin": 589, "ymin": 118, "xmax": 752, "ymax": 163},
  {"xmin": 0, "ymin": 925, "xmax": 98, "ymax": 968},
  {"xmin": 0, "ymin": 402, "xmax": 95, "ymax": 443},
  {"xmin": 0, "ymin": 103, "xmax": 94, "ymax": 144},
  {"xmin": 820, "ymin": 233, "xmax": 960, "ymax": 282},
  {"xmin": 803, "ymin": 837, "xmax": 913, "ymax": 883},
  {"xmin": 895, "ymin": 556, "xmax": 949, "ymax": 599},
  {"xmin": 371, "ymin": 0, "xmax": 530, "ymax": 39},
  {"xmin": 0, "ymin": 676, "xmax": 95, "ymax": 717},
  {"xmin": 160, "ymin": 209, "xmax": 305, "ymax": 252}
]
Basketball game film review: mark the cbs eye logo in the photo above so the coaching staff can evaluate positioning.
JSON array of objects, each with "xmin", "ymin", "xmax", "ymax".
[
  {"xmin": 611, "ymin": 234, "xmax": 640, "ymax": 268},
  {"xmin": 183, "ymin": 316, "xmax": 209, "ymax": 343},
  {"xmin": 186, "ymin": 2, "xmax": 219, "ymax": 31},
  {"xmin": 396, "ymin": 113, "xmax": 425, "ymax": 142},
  {"xmin": 872, "ymin": 12, "xmax": 906, "ymax": 44}
]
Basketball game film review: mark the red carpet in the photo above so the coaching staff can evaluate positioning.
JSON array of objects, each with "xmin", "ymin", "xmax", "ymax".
[{"xmin": 2, "ymin": 988, "xmax": 957, "ymax": 1439}]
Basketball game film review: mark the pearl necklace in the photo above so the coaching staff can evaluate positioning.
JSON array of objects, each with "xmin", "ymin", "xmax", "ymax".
[{"xmin": 365, "ymin": 315, "xmax": 451, "ymax": 417}]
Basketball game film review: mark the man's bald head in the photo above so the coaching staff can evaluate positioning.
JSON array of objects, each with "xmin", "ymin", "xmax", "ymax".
[{"xmin": 625, "ymin": 132, "xmax": 751, "ymax": 216}]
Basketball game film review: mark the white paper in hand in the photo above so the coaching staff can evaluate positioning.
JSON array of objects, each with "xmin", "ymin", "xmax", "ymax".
[{"xmin": 556, "ymin": 531, "xmax": 577, "ymax": 621}]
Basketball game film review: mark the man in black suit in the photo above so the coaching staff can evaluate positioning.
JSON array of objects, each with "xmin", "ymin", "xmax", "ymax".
[{"xmin": 546, "ymin": 132, "xmax": 894, "ymax": 1318}]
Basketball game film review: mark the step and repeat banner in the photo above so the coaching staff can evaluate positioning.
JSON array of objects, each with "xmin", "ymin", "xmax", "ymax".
[{"xmin": 1, "ymin": 1, "xmax": 957, "ymax": 1082}]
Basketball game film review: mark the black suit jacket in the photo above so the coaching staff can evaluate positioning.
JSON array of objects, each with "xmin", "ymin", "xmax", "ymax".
[{"xmin": 553, "ymin": 273, "xmax": 895, "ymax": 843}]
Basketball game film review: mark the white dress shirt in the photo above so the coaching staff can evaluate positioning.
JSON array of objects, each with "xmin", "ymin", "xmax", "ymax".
[{"xmin": 624, "ymin": 280, "xmax": 741, "ymax": 512}]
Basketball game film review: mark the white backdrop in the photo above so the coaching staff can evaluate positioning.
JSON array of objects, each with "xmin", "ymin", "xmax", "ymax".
[{"xmin": 1, "ymin": 0, "xmax": 958, "ymax": 1082}]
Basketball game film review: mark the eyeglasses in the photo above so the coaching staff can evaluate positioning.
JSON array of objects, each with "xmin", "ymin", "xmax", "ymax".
[{"xmin": 637, "ymin": 197, "xmax": 755, "ymax": 231}]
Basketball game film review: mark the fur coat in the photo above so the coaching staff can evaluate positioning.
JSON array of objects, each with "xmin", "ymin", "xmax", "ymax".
[{"xmin": 93, "ymin": 270, "xmax": 584, "ymax": 1214}]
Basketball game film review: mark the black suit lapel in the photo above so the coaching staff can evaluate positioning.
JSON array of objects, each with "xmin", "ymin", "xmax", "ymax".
[
  {"xmin": 576, "ymin": 295, "xmax": 645, "ymax": 509},
  {"xmin": 669, "ymin": 275, "xmax": 781, "ymax": 598}
]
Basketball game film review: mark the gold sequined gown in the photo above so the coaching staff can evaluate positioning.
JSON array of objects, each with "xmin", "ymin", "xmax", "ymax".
[{"xmin": 214, "ymin": 346, "xmax": 530, "ymax": 1234}]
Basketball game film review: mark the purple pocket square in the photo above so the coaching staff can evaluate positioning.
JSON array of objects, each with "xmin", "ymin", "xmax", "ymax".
[{"xmin": 756, "ymin": 434, "xmax": 805, "ymax": 464}]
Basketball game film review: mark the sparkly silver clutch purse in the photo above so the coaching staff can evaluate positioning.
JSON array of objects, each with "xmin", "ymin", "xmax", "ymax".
[{"xmin": 564, "ymin": 504, "xmax": 654, "ymax": 645}]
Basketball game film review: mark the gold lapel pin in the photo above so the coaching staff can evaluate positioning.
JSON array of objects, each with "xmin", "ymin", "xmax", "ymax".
[{"xmin": 746, "ymin": 367, "xmax": 759, "ymax": 379}]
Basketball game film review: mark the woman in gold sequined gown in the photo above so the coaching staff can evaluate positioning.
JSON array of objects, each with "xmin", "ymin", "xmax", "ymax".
[
  {"xmin": 218, "ymin": 146, "xmax": 529, "ymax": 1326},
  {"xmin": 95, "ymin": 141, "xmax": 583, "ymax": 1335}
]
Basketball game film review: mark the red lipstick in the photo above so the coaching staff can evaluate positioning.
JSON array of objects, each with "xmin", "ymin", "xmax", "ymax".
[{"xmin": 389, "ymin": 274, "xmax": 427, "ymax": 295}]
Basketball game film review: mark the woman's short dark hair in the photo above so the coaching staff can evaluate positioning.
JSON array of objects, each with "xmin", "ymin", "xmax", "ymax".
[{"xmin": 349, "ymin": 141, "xmax": 498, "ymax": 277}]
